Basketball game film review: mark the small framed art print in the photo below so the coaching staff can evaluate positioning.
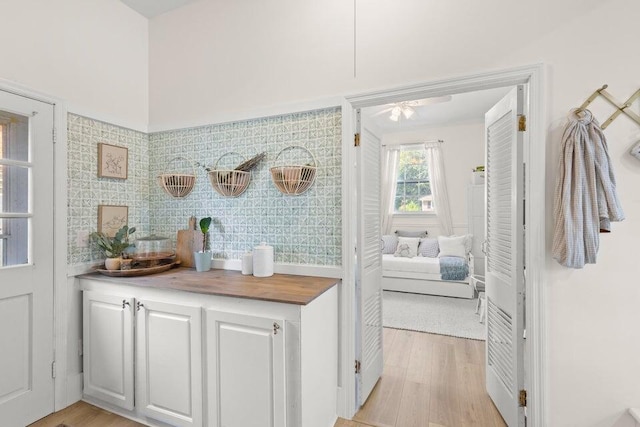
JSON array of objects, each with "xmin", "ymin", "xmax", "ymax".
[
  {"xmin": 98, "ymin": 143, "xmax": 128, "ymax": 179},
  {"xmin": 97, "ymin": 205, "xmax": 128, "ymax": 237}
]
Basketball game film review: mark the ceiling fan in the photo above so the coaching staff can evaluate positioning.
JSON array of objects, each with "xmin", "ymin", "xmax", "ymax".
[{"xmin": 374, "ymin": 95, "xmax": 453, "ymax": 121}]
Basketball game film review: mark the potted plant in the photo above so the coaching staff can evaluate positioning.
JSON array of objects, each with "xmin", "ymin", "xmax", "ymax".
[
  {"xmin": 193, "ymin": 217, "xmax": 212, "ymax": 272},
  {"xmin": 91, "ymin": 225, "xmax": 136, "ymax": 270}
]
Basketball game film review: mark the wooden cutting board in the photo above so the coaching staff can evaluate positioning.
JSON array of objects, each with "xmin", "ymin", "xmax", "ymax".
[{"xmin": 176, "ymin": 216, "xmax": 203, "ymax": 268}]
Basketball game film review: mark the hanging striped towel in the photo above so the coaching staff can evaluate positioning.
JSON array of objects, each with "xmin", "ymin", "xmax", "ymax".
[{"xmin": 552, "ymin": 109, "xmax": 625, "ymax": 268}]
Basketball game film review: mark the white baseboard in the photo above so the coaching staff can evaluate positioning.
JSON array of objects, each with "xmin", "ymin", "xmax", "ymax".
[
  {"xmin": 68, "ymin": 262, "xmax": 102, "ymax": 277},
  {"xmin": 211, "ymin": 258, "xmax": 342, "ymax": 278}
]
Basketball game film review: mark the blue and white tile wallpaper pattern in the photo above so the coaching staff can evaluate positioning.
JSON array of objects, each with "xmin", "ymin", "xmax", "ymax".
[
  {"xmin": 148, "ymin": 108, "xmax": 342, "ymax": 266},
  {"xmin": 67, "ymin": 114, "xmax": 150, "ymax": 265}
]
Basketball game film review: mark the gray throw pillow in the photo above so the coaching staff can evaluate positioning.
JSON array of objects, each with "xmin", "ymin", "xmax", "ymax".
[
  {"xmin": 417, "ymin": 238, "xmax": 439, "ymax": 257},
  {"xmin": 381, "ymin": 235, "xmax": 398, "ymax": 254},
  {"xmin": 395, "ymin": 229, "xmax": 428, "ymax": 238}
]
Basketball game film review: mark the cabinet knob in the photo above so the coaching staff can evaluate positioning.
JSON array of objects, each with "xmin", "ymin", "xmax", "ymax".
[
  {"xmin": 137, "ymin": 301, "xmax": 145, "ymax": 311},
  {"xmin": 273, "ymin": 322, "xmax": 280, "ymax": 335},
  {"xmin": 122, "ymin": 300, "xmax": 130, "ymax": 310}
]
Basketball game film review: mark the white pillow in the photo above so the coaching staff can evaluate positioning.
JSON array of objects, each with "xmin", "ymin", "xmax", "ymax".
[
  {"xmin": 394, "ymin": 237, "xmax": 420, "ymax": 258},
  {"xmin": 438, "ymin": 235, "xmax": 467, "ymax": 258},
  {"xmin": 452, "ymin": 234, "xmax": 473, "ymax": 253}
]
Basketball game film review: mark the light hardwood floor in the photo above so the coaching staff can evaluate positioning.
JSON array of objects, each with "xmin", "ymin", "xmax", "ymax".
[
  {"xmin": 335, "ymin": 328, "xmax": 507, "ymax": 427},
  {"xmin": 28, "ymin": 401, "xmax": 144, "ymax": 427},
  {"xmin": 31, "ymin": 329, "xmax": 504, "ymax": 427}
]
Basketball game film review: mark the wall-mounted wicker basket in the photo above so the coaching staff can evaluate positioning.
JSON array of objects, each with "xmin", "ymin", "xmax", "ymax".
[
  {"xmin": 270, "ymin": 145, "xmax": 317, "ymax": 195},
  {"xmin": 208, "ymin": 152, "xmax": 251, "ymax": 197},
  {"xmin": 157, "ymin": 157, "xmax": 196, "ymax": 198}
]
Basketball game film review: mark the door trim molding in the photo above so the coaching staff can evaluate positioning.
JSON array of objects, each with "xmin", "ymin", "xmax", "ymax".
[
  {"xmin": 339, "ymin": 64, "xmax": 546, "ymax": 426},
  {"xmin": 0, "ymin": 77, "xmax": 69, "ymax": 412}
]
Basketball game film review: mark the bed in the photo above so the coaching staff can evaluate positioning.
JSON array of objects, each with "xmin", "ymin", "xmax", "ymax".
[{"xmin": 382, "ymin": 252, "xmax": 475, "ymax": 299}]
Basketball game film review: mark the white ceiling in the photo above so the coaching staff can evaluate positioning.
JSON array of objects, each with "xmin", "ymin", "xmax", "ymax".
[
  {"xmin": 363, "ymin": 86, "xmax": 513, "ymax": 132},
  {"xmin": 120, "ymin": 0, "xmax": 200, "ymax": 18}
]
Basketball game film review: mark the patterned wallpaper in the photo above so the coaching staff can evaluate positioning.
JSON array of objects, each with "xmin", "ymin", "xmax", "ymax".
[
  {"xmin": 67, "ymin": 108, "xmax": 342, "ymax": 267},
  {"xmin": 67, "ymin": 114, "xmax": 150, "ymax": 265},
  {"xmin": 148, "ymin": 108, "xmax": 342, "ymax": 266}
]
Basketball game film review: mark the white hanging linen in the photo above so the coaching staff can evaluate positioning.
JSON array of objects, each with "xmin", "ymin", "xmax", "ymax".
[
  {"xmin": 425, "ymin": 142, "xmax": 453, "ymax": 236},
  {"xmin": 380, "ymin": 146, "xmax": 399, "ymax": 234},
  {"xmin": 552, "ymin": 109, "xmax": 625, "ymax": 268}
]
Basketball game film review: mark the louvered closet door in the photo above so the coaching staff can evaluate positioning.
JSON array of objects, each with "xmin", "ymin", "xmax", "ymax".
[
  {"xmin": 484, "ymin": 85, "xmax": 526, "ymax": 427},
  {"xmin": 357, "ymin": 123, "xmax": 383, "ymax": 405}
]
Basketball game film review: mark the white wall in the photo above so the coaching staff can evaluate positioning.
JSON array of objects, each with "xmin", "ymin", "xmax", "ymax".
[
  {"xmin": 0, "ymin": 0, "xmax": 149, "ymax": 131},
  {"xmin": 0, "ymin": 0, "xmax": 149, "ymax": 406},
  {"xmin": 148, "ymin": 1, "xmax": 640, "ymax": 425},
  {"xmin": 380, "ymin": 120, "xmax": 485, "ymax": 236},
  {"xmin": 148, "ymin": 0, "xmax": 353, "ymax": 131}
]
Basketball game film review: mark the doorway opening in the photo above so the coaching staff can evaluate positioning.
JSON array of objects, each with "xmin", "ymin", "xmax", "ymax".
[{"xmin": 339, "ymin": 65, "xmax": 546, "ymax": 426}]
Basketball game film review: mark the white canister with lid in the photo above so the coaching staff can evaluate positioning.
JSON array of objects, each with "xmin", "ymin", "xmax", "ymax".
[{"xmin": 253, "ymin": 242, "xmax": 274, "ymax": 277}]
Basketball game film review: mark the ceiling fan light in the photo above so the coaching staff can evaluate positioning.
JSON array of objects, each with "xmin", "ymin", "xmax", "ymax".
[
  {"xmin": 390, "ymin": 106, "xmax": 402, "ymax": 121},
  {"xmin": 402, "ymin": 107, "xmax": 414, "ymax": 119}
]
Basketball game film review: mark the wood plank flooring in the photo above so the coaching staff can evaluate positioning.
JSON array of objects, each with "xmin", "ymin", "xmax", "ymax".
[
  {"xmin": 337, "ymin": 328, "xmax": 507, "ymax": 427},
  {"xmin": 28, "ymin": 401, "xmax": 144, "ymax": 427},
  {"xmin": 32, "ymin": 329, "xmax": 504, "ymax": 427}
]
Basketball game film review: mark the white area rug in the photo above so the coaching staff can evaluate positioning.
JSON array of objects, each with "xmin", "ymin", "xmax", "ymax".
[{"xmin": 383, "ymin": 290, "xmax": 485, "ymax": 341}]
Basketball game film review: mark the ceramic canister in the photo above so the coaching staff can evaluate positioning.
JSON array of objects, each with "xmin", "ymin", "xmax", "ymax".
[
  {"xmin": 241, "ymin": 251, "xmax": 253, "ymax": 275},
  {"xmin": 253, "ymin": 242, "xmax": 274, "ymax": 277}
]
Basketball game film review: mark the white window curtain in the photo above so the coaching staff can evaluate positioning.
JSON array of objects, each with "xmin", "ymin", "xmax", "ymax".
[
  {"xmin": 424, "ymin": 142, "xmax": 453, "ymax": 236},
  {"xmin": 380, "ymin": 146, "xmax": 399, "ymax": 234}
]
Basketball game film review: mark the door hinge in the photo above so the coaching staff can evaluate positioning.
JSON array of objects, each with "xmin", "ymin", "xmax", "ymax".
[
  {"xmin": 519, "ymin": 389, "xmax": 527, "ymax": 407},
  {"xmin": 518, "ymin": 115, "xmax": 527, "ymax": 132},
  {"xmin": 355, "ymin": 359, "xmax": 361, "ymax": 374},
  {"xmin": 354, "ymin": 133, "xmax": 361, "ymax": 147},
  {"xmin": 273, "ymin": 322, "xmax": 280, "ymax": 335},
  {"xmin": 51, "ymin": 361, "xmax": 56, "ymax": 379},
  {"xmin": 52, "ymin": 127, "xmax": 57, "ymax": 144}
]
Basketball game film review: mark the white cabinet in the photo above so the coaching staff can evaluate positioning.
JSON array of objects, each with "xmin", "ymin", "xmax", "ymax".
[
  {"xmin": 136, "ymin": 299, "xmax": 203, "ymax": 427},
  {"xmin": 83, "ymin": 292, "xmax": 135, "ymax": 410},
  {"xmin": 80, "ymin": 277, "xmax": 338, "ymax": 427},
  {"xmin": 204, "ymin": 286, "xmax": 337, "ymax": 427},
  {"xmin": 82, "ymin": 291, "xmax": 203, "ymax": 427},
  {"xmin": 206, "ymin": 311, "xmax": 286, "ymax": 427},
  {"xmin": 467, "ymin": 184, "xmax": 486, "ymax": 276}
]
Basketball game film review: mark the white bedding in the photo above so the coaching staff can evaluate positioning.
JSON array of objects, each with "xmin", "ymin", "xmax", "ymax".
[{"xmin": 382, "ymin": 254, "xmax": 441, "ymax": 275}]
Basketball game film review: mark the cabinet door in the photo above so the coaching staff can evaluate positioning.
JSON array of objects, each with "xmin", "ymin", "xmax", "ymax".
[
  {"xmin": 206, "ymin": 310, "xmax": 286, "ymax": 427},
  {"xmin": 83, "ymin": 291, "xmax": 134, "ymax": 410},
  {"xmin": 136, "ymin": 300, "xmax": 202, "ymax": 427}
]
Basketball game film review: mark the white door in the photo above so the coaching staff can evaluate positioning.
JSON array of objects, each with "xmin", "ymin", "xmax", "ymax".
[
  {"xmin": 206, "ymin": 310, "xmax": 286, "ymax": 427},
  {"xmin": 83, "ymin": 292, "xmax": 135, "ymax": 410},
  {"xmin": 356, "ymin": 117, "xmax": 383, "ymax": 405},
  {"xmin": 0, "ymin": 90, "xmax": 55, "ymax": 426},
  {"xmin": 136, "ymin": 299, "xmax": 203, "ymax": 427},
  {"xmin": 484, "ymin": 85, "xmax": 526, "ymax": 426}
]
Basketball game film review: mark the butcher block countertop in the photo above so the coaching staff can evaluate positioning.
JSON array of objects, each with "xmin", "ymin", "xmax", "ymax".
[{"xmin": 79, "ymin": 267, "xmax": 339, "ymax": 305}]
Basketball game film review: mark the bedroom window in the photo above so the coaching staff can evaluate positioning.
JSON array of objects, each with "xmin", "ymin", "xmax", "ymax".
[{"xmin": 394, "ymin": 147, "xmax": 433, "ymax": 213}]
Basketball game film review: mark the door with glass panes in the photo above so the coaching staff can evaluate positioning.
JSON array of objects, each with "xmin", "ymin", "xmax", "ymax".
[{"xmin": 0, "ymin": 89, "xmax": 55, "ymax": 427}]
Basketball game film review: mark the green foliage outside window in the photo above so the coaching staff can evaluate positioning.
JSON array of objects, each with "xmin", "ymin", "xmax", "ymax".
[{"xmin": 394, "ymin": 148, "xmax": 433, "ymax": 213}]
